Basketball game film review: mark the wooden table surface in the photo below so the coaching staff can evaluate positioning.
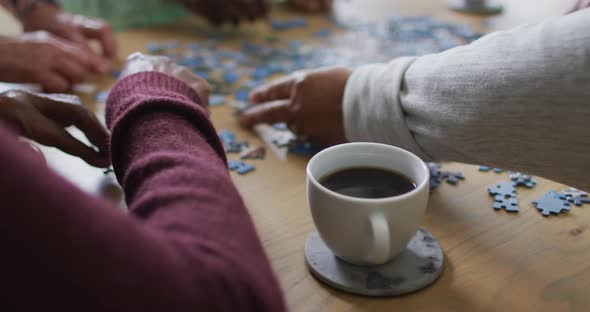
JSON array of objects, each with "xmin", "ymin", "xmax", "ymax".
[{"xmin": 3, "ymin": 0, "xmax": 589, "ymax": 311}]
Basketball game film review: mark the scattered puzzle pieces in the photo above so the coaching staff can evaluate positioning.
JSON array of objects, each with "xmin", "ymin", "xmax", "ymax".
[
  {"xmin": 568, "ymin": 196, "xmax": 590, "ymax": 206},
  {"xmin": 270, "ymin": 18, "xmax": 308, "ymax": 31},
  {"xmin": 532, "ymin": 191, "xmax": 571, "ymax": 216},
  {"xmin": 441, "ymin": 171, "xmax": 464, "ymax": 185},
  {"xmin": 559, "ymin": 188, "xmax": 589, "ymax": 206},
  {"xmin": 428, "ymin": 163, "xmax": 465, "ymax": 191},
  {"xmin": 509, "ymin": 172, "xmax": 537, "ymax": 189},
  {"xmin": 234, "ymin": 89, "xmax": 249, "ymax": 102}
]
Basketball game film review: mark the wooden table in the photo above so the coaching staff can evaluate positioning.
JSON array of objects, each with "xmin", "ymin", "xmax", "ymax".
[{"xmin": 4, "ymin": 0, "xmax": 590, "ymax": 311}]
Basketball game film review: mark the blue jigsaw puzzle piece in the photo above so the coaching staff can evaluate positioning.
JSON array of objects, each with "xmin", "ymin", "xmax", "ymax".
[
  {"xmin": 237, "ymin": 163, "xmax": 255, "ymax": 175},
  {"xmin": 288, "ymin": 141, "xmax": 324, "ymax": 157},
  {"xmin": 95, "ymin": 90, "xmax": 110, "ymax": 103},
  {"xmin": 209, "ymin": 94, "xmax": 225, "ymax": 107},
  {"xmin": 252, "ymin": 67, "xmax": 271, "ymax": 80},
  {"xmin": 532, "ymin": 191, "xmax": 571, "ymax": 216},
  {"xmin": 488, "ymin": 182, "xmax": 516, "ymax": 197},
  {"xmin": 509, "ymin": 172, "xmax": 538, "ymax": 189},
  {"xmin": 194, "ymin": 71, "xmax": 209, "ymax": 80},
  {"xmin": 478, "ymin": 166, "xmax": 490, "ymax": 172},
  {"xmin": 565, "ymin": 195, "xmax": 590, "ymax": 207},
  {"xmin": 270, "ymin": 18, "xmax": 308, "ymax": 31},
  {"xmin": 223, "ymin": 72, "xmax": 239, "ymax": 84},
  {"xmin": 272, "ymin": 123, "xmax": 289, "ymax": 131},
  {"xmin": 147, "ymin": 42, "xmax": 164, "ymax": 54},
  {"xmin": 228, "ymin": 160, "xmax": 244, "ymax": 171},
  {"xmin": 314, "ymin": 29, "xmax": 332, "ymax": 38},
  {"xmin": 234, "ymin": 89, "xmax": 249, "ymax": 102},
  {"xmin": 493, "ymin": 195, "xmax": 519, "ymax": 212},
  {"xmin": 441, "ymin": 172, "xmax": 464, "ymax": 185},
  {"xmin": 218, "ymin": 130, "xmax": 236, "ymax": 145}
]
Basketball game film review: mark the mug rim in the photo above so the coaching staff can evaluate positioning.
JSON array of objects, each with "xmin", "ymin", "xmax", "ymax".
[{"xmin": 307, "ymin": 142, "xmax": 430, "ymax": 203}]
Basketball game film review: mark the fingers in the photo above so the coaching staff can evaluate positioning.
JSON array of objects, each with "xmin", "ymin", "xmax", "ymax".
[
  {"xmin": 79, "ymin": 18, "xmax": 118, "ymax": 59},
  {"xmin": 37, "ymin": 72, "xmax": 69, "ymax": 93},
  {"xmin": 26, "ymin": 92, "xmax": 110, "ymax": 162},
  {"xmin": 249, "ymin": 74, "xmax": 300, "ymax": 104},
  {"xmin": 32, "ymin": 114, "xmax": 110, "ymax": 168},
  {"xmin": 67, "ymin": 105, "xmax": 110, "ymax": 157},
  {"xmin": 57, "ymin": 36, "xmax": 109, "ymax": 74},
  {"xmin": 53, "ymin": 57, "xmax": 88, "ymax": 84},
  {"xmin": 239, "ymin": 99, "xmax": 292, "ymax": 128}
]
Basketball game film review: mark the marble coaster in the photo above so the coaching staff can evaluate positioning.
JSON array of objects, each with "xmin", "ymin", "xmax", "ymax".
[
  {"xmin": 304, "ymin": 228, "xmax": 444, "ymax": 297},
  {"xmin": 449, "ymin": 0, "xmax": 503, "ymax": 14}
]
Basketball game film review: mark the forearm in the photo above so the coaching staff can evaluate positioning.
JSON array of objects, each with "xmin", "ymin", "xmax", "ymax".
[
  {"xmin": 107, "ymin": 72, "xmax": 285, "ymax": 311},
  {"xmin": 344, "ymin": 9, "xmax": 590, "ymax": 190},
  {"xmin": 0, "ymin": 72, "xmax": 284, "ymax": 311}
]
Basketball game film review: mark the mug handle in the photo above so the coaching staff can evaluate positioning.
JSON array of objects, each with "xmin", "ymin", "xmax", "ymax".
[{"xmin": 365, "ymin": 212, "xmax": 390, "ymax": 264}]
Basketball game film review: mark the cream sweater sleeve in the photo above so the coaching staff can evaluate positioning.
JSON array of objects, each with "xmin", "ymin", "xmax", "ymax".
[{"xmin": 343, "ymin": 9, "xmax": 590, "ymax": 191}]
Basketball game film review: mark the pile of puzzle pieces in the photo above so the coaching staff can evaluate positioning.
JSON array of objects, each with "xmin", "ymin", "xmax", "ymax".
[
  {"xmin": 95, "ymin": 16, "xmax": 482, "ymax": 176},
  {"xmin": 143, "ymin": 15, "xmax": 480, "ymax": 102},
  {"xmin": 532, "ymin": 188, "xmax": 590, "ymax": 217},
  {"xmin": 428, "ymin": 163, "xmax": 465, "ymax": 191},
  {"xmin": 219, "ymin": 130, "xmax": 266, "ymax": 175},
  {"xmin": 484, "ymin": 166, "xmax": 589, "ymax": 216}
]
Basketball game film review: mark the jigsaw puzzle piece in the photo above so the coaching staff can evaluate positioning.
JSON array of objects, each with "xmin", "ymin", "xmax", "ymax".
[
  {"xmin": 493, "ymin": 195, "xmax": 519, "ymax": 212},
  {"xmin": 228, "ymin": 160, "xmax": 245, "ymax": 171},
  {"xmin": 237, "ymin": 163, "xmax": 256, "ymax": 175},
  {"xmin": 488, "ymin": 182, "xmax": 516, "ymax": 197},
  {"xmin": 532, "ymin": 191, "xmax": 571, "ymax": 216}
]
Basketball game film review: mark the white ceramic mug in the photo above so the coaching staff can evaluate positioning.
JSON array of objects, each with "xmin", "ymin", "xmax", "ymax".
[{"xmin": 307, "ymin": 143, "xmax": 430, "ymax": 266}]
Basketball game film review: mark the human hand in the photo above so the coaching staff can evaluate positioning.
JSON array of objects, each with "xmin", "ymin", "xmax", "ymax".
[
  {"xmin": 21, "ymin": 2, "xmax": 117, "ymax": 59},
  {"xmin": 0, "ymin": 90, "xmax": 110, "ymax": 167},
  {"xmin": 175, "ymin": 0, "xmax": 268, "ymax": 26},
  {"xmin": 120, "ymin": 53, "xmax": 211, "ymax": 107},
  {"xmin": 288, "ymin": 0, "xmax": 332, "ymax": 11},
  {"xmin": 239, "ymin": 67, "xmax": 351, "ymax": 146},
  {"xmin": 0, "ymin": 31, "xmax": 109, "ymax": 93}
]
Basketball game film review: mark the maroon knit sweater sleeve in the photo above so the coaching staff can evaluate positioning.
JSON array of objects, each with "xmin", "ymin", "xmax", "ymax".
[{"xmin": 0, "ymin": 72, "xmax": 285, "ymax": 311}]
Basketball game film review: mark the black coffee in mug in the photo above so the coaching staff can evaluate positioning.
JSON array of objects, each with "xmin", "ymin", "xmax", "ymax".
[{"xmin": 319, "ymin": 167, "xmax": 416, "ymax": 199}]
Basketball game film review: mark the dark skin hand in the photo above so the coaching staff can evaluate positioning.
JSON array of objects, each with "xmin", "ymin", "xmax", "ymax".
[
  {"xmin": 0, "ymin": 90, "xmax": 110, "ymax": 168},
  {"xmin": 0, "ymin": 31, "xmax": 109, "ymax": 93},
  {"xmin": 239, "ymin": 67, "xmax": 351, "ymax": 146},
  {"xmin": 21, "ymin": 2, "xmax": 117, "ymax": 59},
  {"xmin": 176, "ymin": 0, "xmax": 269, "ymax": 26},
  {"xmin": 288, "ymin": 0, "xmax": 332, "ymax": 11}
]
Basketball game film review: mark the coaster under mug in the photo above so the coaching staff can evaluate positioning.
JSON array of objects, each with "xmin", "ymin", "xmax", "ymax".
[{"xmin": 305, "ymin": 227, "xmax": 444, "ymax": 297}]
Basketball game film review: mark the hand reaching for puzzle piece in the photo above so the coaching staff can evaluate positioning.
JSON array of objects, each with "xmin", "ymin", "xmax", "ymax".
[{"xmin": 0, "ymin": 89, "xmax": 110, "ymax": 167}]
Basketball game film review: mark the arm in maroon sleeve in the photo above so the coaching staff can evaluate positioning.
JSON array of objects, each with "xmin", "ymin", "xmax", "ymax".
[{"xmin": 0, "ymin": 72, "xmax": 285, "ymax": 311}]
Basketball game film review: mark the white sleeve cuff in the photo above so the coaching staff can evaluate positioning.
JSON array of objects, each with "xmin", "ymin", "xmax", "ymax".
[{"xmin": 342, "ymin": 57, "xmax": 430, "ymax": 160}]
